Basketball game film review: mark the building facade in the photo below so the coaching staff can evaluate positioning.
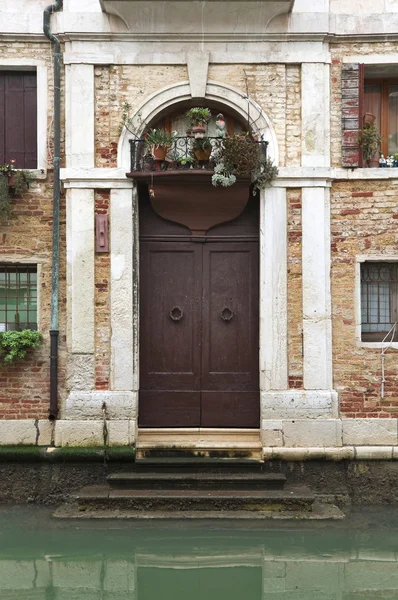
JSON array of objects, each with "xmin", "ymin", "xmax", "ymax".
[{"xmin": 1, "ymin": 0, "xmax": 398, "ymax": 457}]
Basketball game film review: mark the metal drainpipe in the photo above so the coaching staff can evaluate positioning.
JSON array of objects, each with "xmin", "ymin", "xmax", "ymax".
[{"xmin": 43, "ymin": 0, "xmax": 63, "ymax": 420}]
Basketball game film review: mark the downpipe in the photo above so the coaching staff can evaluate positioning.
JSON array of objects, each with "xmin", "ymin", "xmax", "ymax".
[{"xmin": 43, "ymin": 0, "xmax": 63, "ymax": 420}]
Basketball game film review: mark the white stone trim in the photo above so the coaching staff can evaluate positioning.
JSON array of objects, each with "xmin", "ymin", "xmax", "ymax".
[
  {"xmin": 355, "ymin": 255, "xmax": 398, "ymax": 348},
  {"xmin": 65, "ymin": 391, "xmax": 137, "ymax": 420},
  {"xmin": 65, "ymin": 64, "xmax": 95, "ymax": 168},
  {"xmin": 110, "ymin": 188, "xmax": 135, "ymax": 391},
  {"xmin": 260, "ymin": 187, "xmax": 288, "ymax": 392},
  {"xmin": 1, "ymin": 418, "xmax": 398, "ymax": 452},
  {"xmin": 261, "ymin": 391, "xmax": 338, "ymax": 419},
  {"xmin": 343, "ymin": 54, "xmax": 398, "ymax": 64},
  {"xmin": 0, "ymin": 59, "xmax": 48, "ymax": 172},
  {"xmin": 302, "ymin": 187, "xmax": 333, "ymax": 390}
]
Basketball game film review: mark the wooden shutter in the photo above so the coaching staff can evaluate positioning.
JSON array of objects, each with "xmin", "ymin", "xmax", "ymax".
[
  {"xmin": 0, "ymin": 71, "xmax": 37, "ymax": 169},
  {"xmin": 341, "ymin": 63, "xmax": 364, "ymax": 168},
  {"xmin": 0, "ymin": 75, "xmax": 4, "ymax": 166}
]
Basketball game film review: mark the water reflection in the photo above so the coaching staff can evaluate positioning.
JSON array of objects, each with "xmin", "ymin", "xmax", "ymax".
[{"xmin": 0, "ymin": 507, "xmax": 398, "ymax": 599}]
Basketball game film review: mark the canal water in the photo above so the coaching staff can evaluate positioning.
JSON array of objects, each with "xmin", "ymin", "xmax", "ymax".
[{"xmin": 0, "ymin": 506, "xmax": 398, "ymax": 599}]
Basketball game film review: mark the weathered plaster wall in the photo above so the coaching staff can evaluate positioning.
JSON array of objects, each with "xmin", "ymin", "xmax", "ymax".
[
  {"xmin": 0, "ymin": 43, "xmax": 66, "ymax": 420},
  {"xmin": 331, "ymin": 180, "xmax": 398, "ymax": 417}
]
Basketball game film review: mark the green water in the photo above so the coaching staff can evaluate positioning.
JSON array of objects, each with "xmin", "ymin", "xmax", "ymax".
[{"xmin": 0, "ymin": 506, "xmax": 398, "ymax": 599}]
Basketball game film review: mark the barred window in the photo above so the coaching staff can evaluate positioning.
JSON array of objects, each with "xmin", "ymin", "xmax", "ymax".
[
  {"xmin": 361, "ymin": 262, "xmax": 398, "ymax": 342},
  {"xmin": 0, "ymin": 265, "xmax": 37, "ymax": 332}
]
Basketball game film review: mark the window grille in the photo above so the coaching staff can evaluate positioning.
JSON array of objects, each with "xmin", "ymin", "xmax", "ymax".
[
  {"xmin": 0, "ymin": 264, "xmax": 37, "ymax": 332},
  {"xmin": 361, "ymin": 262, "xmax": 398, "ymax": 342}
]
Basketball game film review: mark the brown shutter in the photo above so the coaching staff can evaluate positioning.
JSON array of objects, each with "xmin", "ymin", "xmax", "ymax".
[
  {"xmin": 4, "ymin": 71, "xmax": 37, "ymax": 169},
  {"xmin": 23, "ymin": 73, "xmax": 37, "ymax": 169},
  {"xmin": 0, "ymin": 75, "xmax": 4, "ymax": 166},
  {"xmin": 341, "ymin": 63, "xmax": 364, "ymax": 168}
]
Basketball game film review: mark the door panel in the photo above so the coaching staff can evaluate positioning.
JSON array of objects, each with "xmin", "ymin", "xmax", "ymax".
[
  {"xmin": 139, "ymin": 242, "xmax": 202, "ymax": 427},
  {"xmin": 200, "ymin": 243, "xmax": 259, "ymax": 427}
]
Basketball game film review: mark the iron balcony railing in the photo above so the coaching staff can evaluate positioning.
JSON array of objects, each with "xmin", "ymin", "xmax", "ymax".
[{"xmin": 129, "ymin": 136, "xmax": 268, "ymax": 173}]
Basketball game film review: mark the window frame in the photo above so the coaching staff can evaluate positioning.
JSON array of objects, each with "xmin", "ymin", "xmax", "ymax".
[
  {"xmin": 0, "ymin": 259, "xmax": 42, "ymax": 333},
  {"xmin": 0, "ymin": 60, "xmax": 48, "ymax": 173},
  {"xmin": 356, "ymin": 256, "xmax": 398, "ymax": 348},
  {"xmin": 364, "ymin": 77, "xmax": 398, "ymax": 157}
]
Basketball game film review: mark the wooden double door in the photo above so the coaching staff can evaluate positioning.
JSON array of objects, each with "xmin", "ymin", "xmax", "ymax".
[{"xmin": 139, "ymin": 187, "xmax": 260, "ymax": 428}]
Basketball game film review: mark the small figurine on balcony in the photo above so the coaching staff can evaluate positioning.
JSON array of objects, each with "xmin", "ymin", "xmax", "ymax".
[
  {"xmin": 379, "ymin": 153, "xmax": 387, "ymax": 167},
  {"xmin": 216, "ymin": 113, "xmax": 227, "ymax": 138},
  {"xmin": 387, "ymin": 154, "xmax": 394, "ymax": 167}
]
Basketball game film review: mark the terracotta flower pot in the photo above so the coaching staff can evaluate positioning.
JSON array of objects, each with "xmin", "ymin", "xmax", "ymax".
[
  {"xmin": 152, "ymin": 145, "xmax": 169, "ymax": 161},
  {"xmin": 192, "ymin": 125, "xmax": 206, "ymax": 139},
  {"xmin": 193, "ymin": 147, "xmax": 212, "ymax": 161},
  {"xmin": 363, "ymin": 112, "xmax": 376, "ymax": 125},
  {"xmin": 367, "ymin": 158, "xmax": 379, "ymax": 168},
  {"xmin": 7, "ymin": 173, "xmax": 16, "ymax": 187}
]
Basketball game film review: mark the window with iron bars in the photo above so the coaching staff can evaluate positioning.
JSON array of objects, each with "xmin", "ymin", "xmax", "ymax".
[
  {"xmin": 0, "ymin": 264, "xmax": 37, "ymax": 332},
  {"xmin": 361, "ymin": 262, "xmax": 398, "ymax": 342}
]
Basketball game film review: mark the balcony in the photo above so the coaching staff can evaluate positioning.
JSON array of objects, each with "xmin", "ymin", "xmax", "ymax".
[{"xmin": 128, "ymin": 136, "xmax": 268, "ymax": 175}]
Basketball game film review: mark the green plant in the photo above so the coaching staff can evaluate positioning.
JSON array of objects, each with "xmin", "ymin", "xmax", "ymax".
[
  {"xmin": 0, "ymin": 330, "xmax": 43, "ymax": 363},
  {"xmin": 144, "ymin": 129, "xmax": 173, "ymax": 150},
  {"xmin": 177, "ymin": 155, "xmax": 195, "ymax": 166},
  {"xmin": 359, "ymin": 123, "xmax": 382, "ymax": 161},
  {"xmin": 0, "ymin": 162, "xmax": 32, "ymax": 222},
  {"xmin": 212, "ymin": 135, "xmax": 278, "ymax": 191},
  {"xmin": 193, "ymin": 138, "xmax": 212, "ymax": 151},
  {"xmin": 186, "ymin": 107, "xmax": 212, "ymax": 126}
]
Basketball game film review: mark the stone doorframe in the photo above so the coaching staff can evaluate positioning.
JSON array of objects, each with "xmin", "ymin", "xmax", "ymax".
[{"xmin": 63, "ymin": 78, "xmax": 337, "ymax": 446}]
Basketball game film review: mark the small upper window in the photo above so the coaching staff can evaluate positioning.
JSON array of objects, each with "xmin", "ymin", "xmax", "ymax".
[
  {"xmin": 364, "ymin": 77, "xmax": 398, "ymax": 157},
  {"xmin": 0, "ymin": 70, "xmax": 37, "ymax": 169},
  {"xmin": 361, "ymin": 262, "xmax": 398, "ymax": 342},
  {"xmin": 0, "ymin": 264, "xmax": 37, "ymax": 332}
]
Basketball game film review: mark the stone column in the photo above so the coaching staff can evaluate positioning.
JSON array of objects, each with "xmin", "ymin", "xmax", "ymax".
[
  {"xmin": 260, "ymin": 186, "xmax": 288, "ymax": 392},
  {"xmin": 301, "ymin": 63, "xmax": 330, "ymax": 168},
  {"xmin": 302, "ymin": 186, "xmax": 333, "ymax": 390},
  {"xmin": 66, "ymin": 188, "xmax": 95, "ymax": 391},
  {"xmin": 65, "ymin": 64, "xmax": 95, "ymax": 168}
]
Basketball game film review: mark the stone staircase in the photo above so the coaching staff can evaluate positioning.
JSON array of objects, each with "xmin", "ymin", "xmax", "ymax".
[{"xmin": 55, "ymin": 459, "xmax": 344, "ymax": 520}]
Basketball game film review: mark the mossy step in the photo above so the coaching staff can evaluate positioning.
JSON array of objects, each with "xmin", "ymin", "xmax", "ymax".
[
  {"xmin": 107, "ymin": 471, "xmax": 286, "ymax": 490},
  {"xmin": 75, "ymin": 485, "xmax": 315, "ymax": 513}
]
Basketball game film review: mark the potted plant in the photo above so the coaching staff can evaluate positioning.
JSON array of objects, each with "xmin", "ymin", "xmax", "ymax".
[
  {"xmin": 144, "ymin": 129, "xmax": 173, "ymax": 161},
  {"xmin": 0, "ymin": 161, "xmax": 32, "ymax": 221},
  {"xmin": 0, "ymin": 329, "xmax": 43, "ymax": 363},
  {"xmin": 363, "ymin": 112, "xmax": 376, "ymax": 125},
  {"xmin": 192, "ymin": 138, "xmax": 212, "ymax": 161},
  {"xmin": 359, "ymin": 123, "xmax": 382, "ymax": 167},
  {"xmin": 186, "ymin": 107, "xmax": 211, "ymax": 139},
  {"xmin": 212, "ymin": 134, "xmax": 278, "ymax": 193},
  {"xmin": 177, "ymin": 155, "xmax": 195, "ymax": 169}
]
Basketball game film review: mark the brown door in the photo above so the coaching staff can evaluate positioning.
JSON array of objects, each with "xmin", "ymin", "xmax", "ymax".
[{"xmin": 139, "ymin": 190, "xmax": 259, "ymax": 428}]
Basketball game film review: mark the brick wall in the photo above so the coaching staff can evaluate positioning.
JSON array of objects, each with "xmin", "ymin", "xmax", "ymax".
[
  {"xmin": 0, "ymin": 43, "xmax": 66, "ymax": 420},
  {"xmin": 94, "ymin": 63, "xmax": 301, "ymax": 168},
  {"xmin": 331, "ymin": 181, "xmax": 398, "ymax": 417},
  {"xmin": 287, "ymin": 189, "xmax": 303, "ymax": 388},
  {"xmin": 94, "ymin": 191, "xmax": 110, "ymax": 390}
]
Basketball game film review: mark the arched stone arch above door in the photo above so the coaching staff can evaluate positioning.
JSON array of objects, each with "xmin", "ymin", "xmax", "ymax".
[{"xmin": 117, "ymin": 79, "xmax": 279, "ymax": 170}]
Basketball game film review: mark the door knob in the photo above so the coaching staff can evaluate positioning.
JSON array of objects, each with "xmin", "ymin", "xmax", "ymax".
[
  {"xmin": 170, "ymin": 306, "xmax": 184, "ymax": 321},
  {"xmin": 221, "ymin": 307, "xmax": 233, "ymax": 321}
]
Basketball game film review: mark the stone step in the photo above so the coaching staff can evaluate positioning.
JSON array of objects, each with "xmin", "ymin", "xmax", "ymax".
[
  {"xmin": 74, "ymin": 484, "xmax": 315, "ymax": 513},
  {"xmin": 107, "ymin": 471, "xmax": 287, "ymax": 491},
  {"xmin": 134, "ymin": 455, "xmax": 264, "ymax": 467}
]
